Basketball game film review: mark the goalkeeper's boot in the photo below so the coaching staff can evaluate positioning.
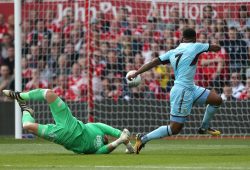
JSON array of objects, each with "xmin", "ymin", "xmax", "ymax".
[
  {"xmin": 2, "ymin": 90, "xmax": 24, "ymax": 102},
  {"xmin": 119, "ymin": 129, "xmax": 134, "ymax": 154},
  {"xmin": 198, "ymin": 127, "xmax": 221, "ymax": 136},
  {"xmin": 134, "ymin": 133, "xmax": 145, "ymax": 154},
  {"xmin": 125, "ymin": 141, "xmax": 135, "ymax": 154},
  {"xmin": 18, "ymin": 101, "xmax": 34, "ymax": 115},
  {"xmin": 120, "ymin": 129, "xmax": 131, "ymax": 143}
]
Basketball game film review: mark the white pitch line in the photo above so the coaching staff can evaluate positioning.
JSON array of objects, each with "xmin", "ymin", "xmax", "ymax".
[{"xmin": 2, "ymin": 165, "xmax": 250, "ymax": 170}]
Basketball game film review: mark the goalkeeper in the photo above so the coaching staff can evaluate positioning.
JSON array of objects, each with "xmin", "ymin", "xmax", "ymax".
[{"xmin": 3, "ymin": 89, "xmax": 134, "ymax": 154}]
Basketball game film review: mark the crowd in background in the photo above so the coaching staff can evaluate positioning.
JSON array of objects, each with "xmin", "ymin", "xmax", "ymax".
[{"xmin": 0, "ymin": 4, "xmax": 249, "ymax": 102}]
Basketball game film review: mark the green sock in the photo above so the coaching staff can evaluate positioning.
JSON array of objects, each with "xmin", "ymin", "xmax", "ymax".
[
  {"xmin": 22, "ymin": 111, "xmax": 35, "ymax": 126},
  {"xmin": 20, "ymin": 89, "xmax": 47, "ymax": 101}
]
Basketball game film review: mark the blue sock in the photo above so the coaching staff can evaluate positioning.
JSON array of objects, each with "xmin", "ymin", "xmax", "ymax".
[
  {"xmin": 201, "ymin": 104, "xmax": 220, "ymax": 129},
  {"xmin": 141, "ymin": 125, "xmax": 172, "ymax": 144}
]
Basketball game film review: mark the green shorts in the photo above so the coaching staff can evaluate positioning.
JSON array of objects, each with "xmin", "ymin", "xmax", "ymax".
[{"xmin": 39, "ymin": 97, "xmax": 82, "ymax": 146}]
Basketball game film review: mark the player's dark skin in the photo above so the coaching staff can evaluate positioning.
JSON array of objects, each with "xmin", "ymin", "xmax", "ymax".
[{"xmin": 127, "ymin": 37, "xmax": 222, "ymax": 135}]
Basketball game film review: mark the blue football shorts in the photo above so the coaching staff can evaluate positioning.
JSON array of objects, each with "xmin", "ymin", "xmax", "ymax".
[{"xmin": 169, "ymin": 84, "xmax": 210, "ymax": 123}]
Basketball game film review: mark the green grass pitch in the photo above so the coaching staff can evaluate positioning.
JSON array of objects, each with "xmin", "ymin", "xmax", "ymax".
[{"xmin": 0, "ymin": 137, "xmax": 250, "ymax": 170}]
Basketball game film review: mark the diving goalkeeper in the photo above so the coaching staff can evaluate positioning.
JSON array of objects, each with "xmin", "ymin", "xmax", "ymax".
[{"xmin": 3, "ymin": 89, "xmax": 134, "ymax": 154}]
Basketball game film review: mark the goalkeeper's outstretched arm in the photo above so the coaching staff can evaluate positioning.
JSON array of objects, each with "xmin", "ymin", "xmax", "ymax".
[{"xmin": 95, "ymin": 129, "xmax": 134, "ymax": 154}]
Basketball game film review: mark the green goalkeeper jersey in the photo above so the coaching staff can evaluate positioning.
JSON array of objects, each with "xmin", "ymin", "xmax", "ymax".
[
  {"xmin": 64, "ymin": 122, "xmax": 107, "ymax": 154},
  {"xmin": 41, "ymin": 97, "xmax": 121, "ymax": 154},
  {"xmin": 45, "ymin": 121, "xmax": 116, "ymax": 154}
]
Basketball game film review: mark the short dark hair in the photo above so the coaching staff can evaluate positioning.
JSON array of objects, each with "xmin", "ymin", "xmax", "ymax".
[
  {"xmin": 182, "ymin": 28, "xmax": 196, "ymax": 39},
  {"xmin": 229, "ymin": 26, "xmax": 237, "ymax": 31},
  {"xmin": 204, "ymin": 5, "xmax": 213, "ymax": 11},
  {"xmin": 239, "ymin": 5, "xmax": 247, "ymax": 12}
]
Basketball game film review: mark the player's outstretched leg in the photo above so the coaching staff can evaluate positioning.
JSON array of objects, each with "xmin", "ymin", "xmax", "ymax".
[
  {"xmin": 2, "ymin": 89, "xmax": 50, "ymax": 102},
  {"xmin": 2, "ymin": 90, "xmax": 24, "ymax": 102},
  {"xmin": 18, "ymin": 101, "xmax": 51, "ymax": 139},
  {"xmin": 17, "ymin": 101, "xmax": 38, "ymax": 135},
  {"xmin": 134, "ymin": 124, "xmax": 175, "ymax": 154},
  {"xmin": 198, "ymin": 89, "xmax": 222, "ymax": 136}
]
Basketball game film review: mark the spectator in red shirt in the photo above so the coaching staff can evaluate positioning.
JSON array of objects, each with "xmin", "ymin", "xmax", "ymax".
[
  {"xmin": 7, "ymin": 15, "xmax": 14, "ymax": 38},
  {"xmin": 62, "ymin": 13, "xmax": 75, "ymax": 38},
  {"xmin": 45, "ymin": 10, "xmax": 61, "ymax": 33},
  {"xmin": 22, "ymin": 57, "xmax": 32, "ymax": 88},
  {"xmin": 198, "ymin": 37, "xmax": 228, "ymax": 92},
  {"xmin": 134, "ymin": 53, "xmax": 144, "ymax": 70},
  {"xmin": 240, "ymin": 88, "xmax": 250, "ymax": 100},
  {"xmin": 68, "ymin": 63, "xmax": 84, "ymax": 86},
  {"xmin": 67, "ymin": 63, "xmax": 87, "ymax": 101},
  {"xmin": 25, "ymin": 69, "xmax": 48, "ymax": 91},
  {"xmin": 22, "ymin": 57, "xmax": 32, "ymax": 79},
  {"xmin": 53, "ymin": 74, "xmax": 68, "ymax": 99},
  {"xmin": 0, "ymin": 13, "xmax": 8, "ymax": 42},
  {"xmin": 198, "ymin": 51, "xmax": 224, "ymax": 89},
  {"xmin": 239, "ymin": 78, "xmax": 250, "ymax": 100},
  {"xmin": 144, "ymin": 69, "xmax": 162, "ymax": 99}
]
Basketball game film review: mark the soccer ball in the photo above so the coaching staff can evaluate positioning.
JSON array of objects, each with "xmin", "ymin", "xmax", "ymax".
[{"xmin": 126, "ymin": 70, "xmax": 141, "ymax": 87}]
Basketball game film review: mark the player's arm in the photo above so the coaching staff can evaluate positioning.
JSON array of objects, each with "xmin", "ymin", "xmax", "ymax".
[
  {"xmin": 127, "ymin": 58, "xmax": 161, "ymax": 80},
  {"xmin": 95, "ymin": 145, "xmax": 111, "ymax": 154},
  {"xmin": 208, "ymin": 44, "xmax": 221, "ymax": 52}
]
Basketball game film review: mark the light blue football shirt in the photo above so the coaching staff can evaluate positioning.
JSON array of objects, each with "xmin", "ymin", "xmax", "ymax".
[{"xmin": 159, "ymin": 43, "xmax": 209, "ymax": 88}]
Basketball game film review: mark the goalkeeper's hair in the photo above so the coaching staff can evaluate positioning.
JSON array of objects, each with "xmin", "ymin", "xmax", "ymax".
[{"xmin": 182, "ymin": 28, "xmax": 196, "ymax": 39}]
